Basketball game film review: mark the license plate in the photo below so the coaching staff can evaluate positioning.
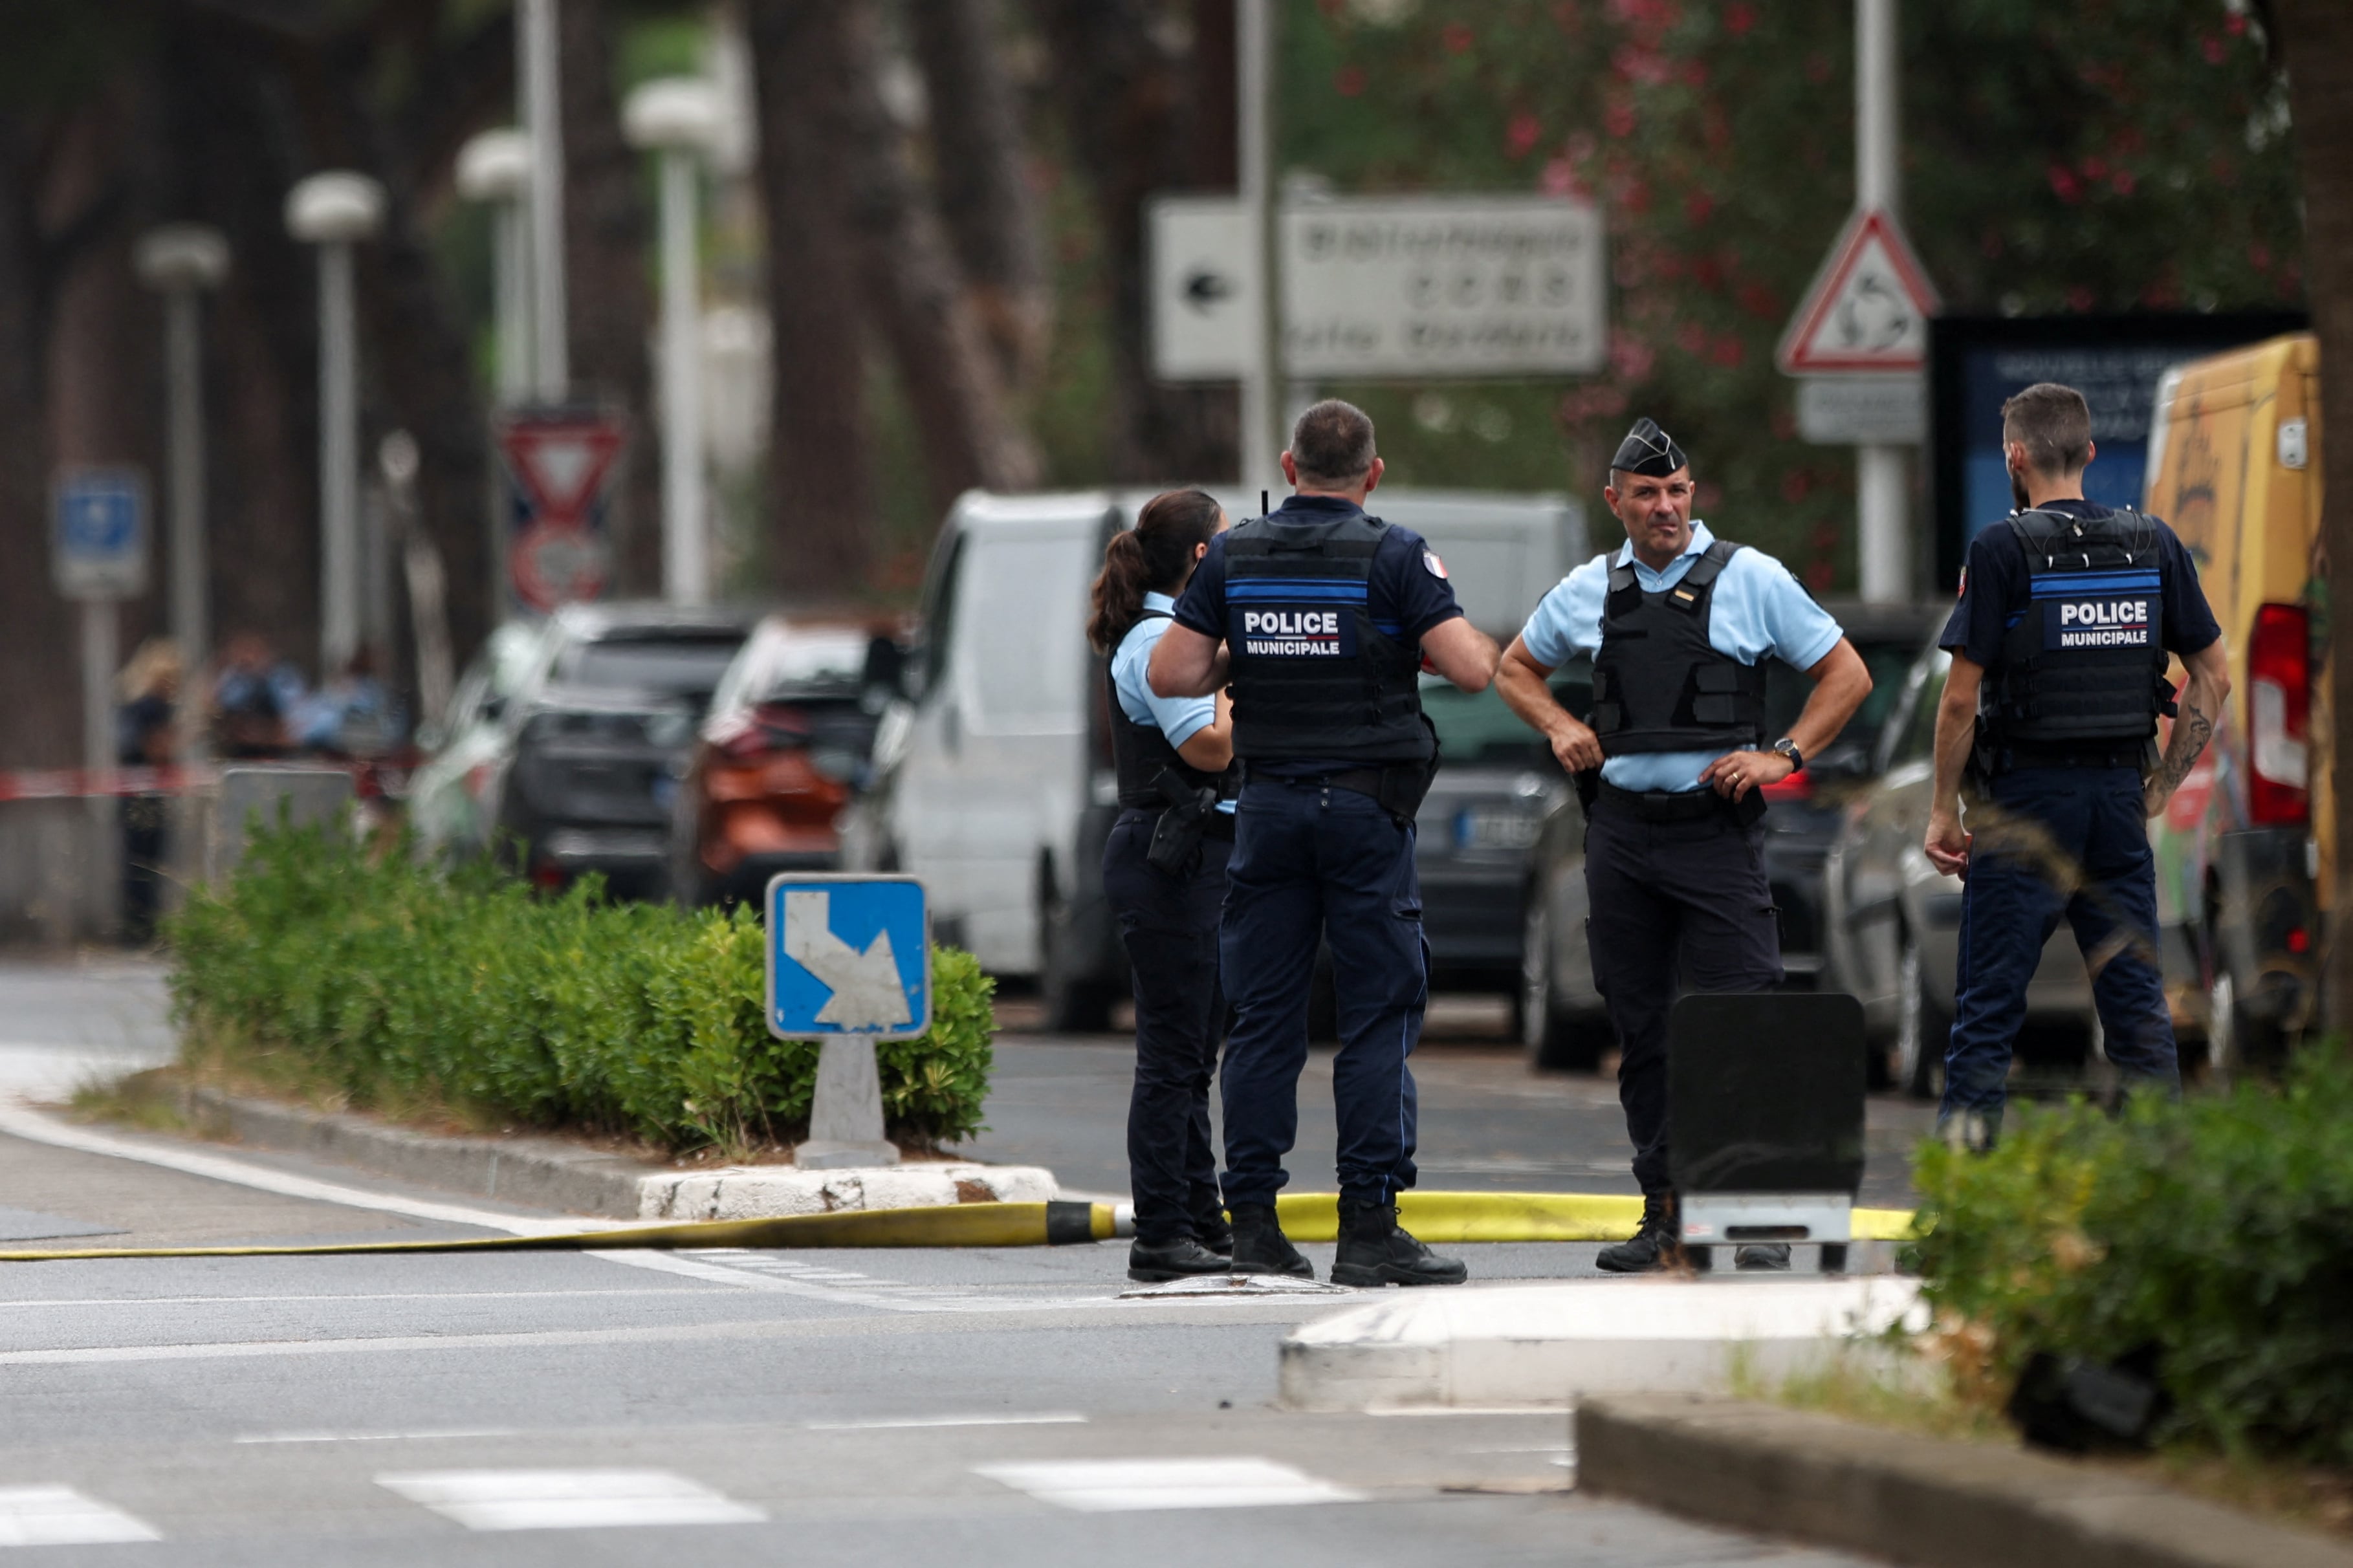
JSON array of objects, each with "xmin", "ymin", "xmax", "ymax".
[{"xmin": 1456, "ymin": 805, "xmax": 1540, "ymax": 851}]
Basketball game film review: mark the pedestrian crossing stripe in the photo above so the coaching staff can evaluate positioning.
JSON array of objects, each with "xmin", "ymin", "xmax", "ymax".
[
  {"xmin": 377, "ymin": 1470, "xmax": 765, "ymax": 1532},
  {"xmin": 0, "ymin": 1486, "xmax": 160, "ymax": 1547},
  {"xmin": 976, "ymin": 1457, "xmax": 1363, "ymax": 1512}
]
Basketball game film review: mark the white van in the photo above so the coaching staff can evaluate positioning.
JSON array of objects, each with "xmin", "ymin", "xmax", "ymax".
[{"xmin": 844, "ymin": 486, "xmax": 1582, "ymax": 994}]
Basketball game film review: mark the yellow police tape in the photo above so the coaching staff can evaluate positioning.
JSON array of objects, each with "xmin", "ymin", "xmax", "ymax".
[{"xmin": 0, "ymin": 1192, "xmax": 1918, "ymax": 1263}]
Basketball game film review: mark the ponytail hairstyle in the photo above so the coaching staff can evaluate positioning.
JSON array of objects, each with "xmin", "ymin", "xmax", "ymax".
[{"xmin": 1087, "ymin": 488, "xmax": 1224, "ymax": 652}]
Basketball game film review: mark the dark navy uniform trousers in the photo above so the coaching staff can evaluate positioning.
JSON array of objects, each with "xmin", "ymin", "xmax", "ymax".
[
  {"xmin": 1943, "ymin": 766, "xmax": 2180, "ymax": 1127},
  {"xmin": 1584, "ymin": 796, "xmax": 1784, "ymax": 1195},
  {"xmin": 1218, "ymin": 778, "xmax": 1426, "ymax": 1211},
  {"xmin": 1102, "ymin": 810, "xmax": 1232, "ymax": 1247}
]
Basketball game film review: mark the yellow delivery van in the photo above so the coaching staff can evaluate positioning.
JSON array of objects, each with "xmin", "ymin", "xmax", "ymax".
[{"xmin": 2141, "ymin": 331, "xmax": 2324, "ymax": 1073}]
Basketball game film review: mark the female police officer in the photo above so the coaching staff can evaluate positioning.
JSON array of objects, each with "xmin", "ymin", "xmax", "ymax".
[{"xmin": 1089, "ymin": 489, "xmax": 1239, "ymax": 1282}]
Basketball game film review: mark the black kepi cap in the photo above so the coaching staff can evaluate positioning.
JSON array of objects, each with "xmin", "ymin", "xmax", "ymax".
[{"xmin": 1611, "ymin": 417, "xmax": 1688, "ymax": 477}]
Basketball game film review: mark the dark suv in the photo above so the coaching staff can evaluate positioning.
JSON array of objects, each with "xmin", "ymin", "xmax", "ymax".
[{"xmin": 487, "ymin": 603, "xmax": 754, "ymax": 899}]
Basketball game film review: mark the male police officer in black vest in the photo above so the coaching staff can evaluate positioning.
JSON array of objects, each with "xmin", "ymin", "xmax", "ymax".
[
  {"xmin": 1925, "ymin": 382, "xmax": 2229, "ymax": 1147},
  {"xmin": 1150, "ymin": 400, "xmax": 1500, "ymax": 1285},
  {"xmin": 1496, "ymin": 419, "xmax": 1874, "ymax": 1272}
]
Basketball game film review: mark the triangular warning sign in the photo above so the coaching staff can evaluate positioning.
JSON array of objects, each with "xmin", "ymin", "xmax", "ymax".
[
  {"xmin": 496, "ymin": 415, "xmax": 626, "ymax": 527},
  {"xmin": 1777, "ymin": 208, "xmax": 1942, "ymax": 375}
]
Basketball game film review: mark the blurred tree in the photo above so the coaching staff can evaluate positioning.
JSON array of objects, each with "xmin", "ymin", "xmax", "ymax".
[
  {"xmin": 748, "ymin": 0, "xmax": 880, "ymax": 597},
  {"xmin": 908, "ymin": 0, "xmax": 1052, "ymax": 390},
  {"xmin": 2271, "ymin": 0, "xmax": 2353, "ymax": 1032},
  {"xmin": 1029, "ymin": 0, "xmax": 1240, "ymax": 484}
]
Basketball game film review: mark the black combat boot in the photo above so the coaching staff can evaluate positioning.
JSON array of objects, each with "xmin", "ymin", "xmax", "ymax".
[
  {"xmin": 1191, "ymin": 1202, "xmax": 1234, "ymax": 1260},
  {"xmin": 1595, "ymin": 1190, "xmax": 1683, "ymax": 1274},
  {"xmin": 1127, "ymin": 1236, "xmax": 1236, "ymax": 1283},
  {"xmin": 1330, "ymin": 1201, "xmax": 1469, "ymax": 1287},
  {"xmin": 1227, "ymin": 1203, "xmax": 1313, "ymax": 1279}
]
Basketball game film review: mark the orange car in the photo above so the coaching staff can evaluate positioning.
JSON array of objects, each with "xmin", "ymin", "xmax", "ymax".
[{"xmin": 668, "ymin": 616, "xmax": 896, "ymax": 908}]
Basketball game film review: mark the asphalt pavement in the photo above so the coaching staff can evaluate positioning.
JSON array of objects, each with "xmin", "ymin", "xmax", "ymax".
[{"xmin": 0, "ymin": 956, "xmax": 1892, "ymax": 1563}]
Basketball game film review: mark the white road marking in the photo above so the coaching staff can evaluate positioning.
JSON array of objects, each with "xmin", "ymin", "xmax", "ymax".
[
  {"xmin": 0, "ymin": 1289, "xmax": 709, "ymax": 1311},
  {"xmin": 378, "ymin": 1468, "xmax": 765, "ymax": 1532},
  {"xmin": 0, "ymin": 1485, "xmax": 160, "ymax": 1546},
  {"xmin": 975, "ymin": 1457, "xmax": 1364, "ymax": 1513},
  {"xmin": 237, "ymin": 1428, "xmax": 521, "ymax": 1444},
  {"xmin": 806, "ymin": 1412, "xmax": 1086, "ymax": 1431}
]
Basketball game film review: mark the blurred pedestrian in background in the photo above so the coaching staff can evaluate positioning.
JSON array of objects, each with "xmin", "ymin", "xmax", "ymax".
[
  {"xmin": 210, "ymin": 633, "xmax": 305, "ymax": 759},
  {"xmin": 1089, "ymin": 489, "xmax": 1240, "ymax": 1283},
  {"xmin": 116, "ymin": 638, "xmax": 182, "ymax": 944},
  {"xmin": 1150, "ymin": 400, "xmax": 1500, "ymax": 1287},
  {"xmin": 292, "ymin": 650, "xmax": 406, "ymax": 761}
]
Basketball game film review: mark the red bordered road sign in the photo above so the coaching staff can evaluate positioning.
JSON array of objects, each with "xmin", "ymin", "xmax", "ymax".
[
  {"xmin": 1776, "ymin": 208, "xmax": 1942, "ymax": 376},
  {"xmin": 510, "ymin": 523, "xmax": 611, "ymax": 613},
  {"xmin": 495, "ymin": 410, "xmax": 626, "ymax": 528}
]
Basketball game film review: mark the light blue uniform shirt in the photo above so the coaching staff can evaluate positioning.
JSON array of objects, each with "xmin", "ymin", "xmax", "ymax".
[
  {"xmin": 1111, "ymin": 591, "xmax": 1234, "ymax": 813},
  {"xmin": 1518, "ymin": 521, "xmax": 1844, "ymax": 793}
]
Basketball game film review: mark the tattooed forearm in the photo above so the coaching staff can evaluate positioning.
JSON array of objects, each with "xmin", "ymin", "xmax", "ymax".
[{"xmin": 2156, "ymin": 699, "xmax": 2214, "ymax": 795}]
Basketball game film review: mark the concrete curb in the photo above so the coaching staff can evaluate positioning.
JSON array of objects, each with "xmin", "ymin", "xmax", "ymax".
[
  {"xmin": 1280, "ymin": 1279, "xmax": 1926, "ymax": 1411},
  {"xmin": 1575, "ymin": 1395, "xmax": 2353, "ymax": 1568},
  {"xmin": 180, "ymin": 1087, "xmax": 1057, "ymax": 1222}
]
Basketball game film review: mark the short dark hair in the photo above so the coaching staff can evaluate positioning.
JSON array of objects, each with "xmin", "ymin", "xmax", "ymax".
[
  {"xmin": 2001, "ymin": 382, "xmax": 2093, "ymax": 475},
  {"xmin": 1289, "ymin": 398, "xmax": 1377, "ymax": 486}
]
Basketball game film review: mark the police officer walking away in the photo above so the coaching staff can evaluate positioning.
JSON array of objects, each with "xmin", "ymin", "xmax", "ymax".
[
  {"xmin": 1088, "ymin": 490, "xmax": 1241, "ymax": 1282},
  {"xmin": 1149, "ymin": 400, "xmax": 1500, "ymax": 1286},
  {"xmin": 1925, "ymin": 383, "xmax": 2228, "ymax": 1146},
  {"xmin": 1494, "ymin": 419, "xmax": 1873, "ymax": 1273}
]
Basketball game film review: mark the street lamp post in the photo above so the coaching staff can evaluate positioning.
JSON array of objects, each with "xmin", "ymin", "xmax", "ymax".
[
  {"xmin": 455, "ymin": 130, "xmax": 532, "ymax": 407},
  {"xmin": 622, "ymin": 77, "xmax": 719, "ymax": 607},
  {"xmin": 1855, "ymin": 0, "xmax": 1907, "ymax": 602},
  {"xmin": 520, "ymin": 0, "xmax": 567, "ymax": 400},
  {"xmin": 285, "ymin": 172, "xmax": 386, "ymax": 677},
  {"xmin": 131, "ymin": 223, "xmax": 229, "ymax": 765}
]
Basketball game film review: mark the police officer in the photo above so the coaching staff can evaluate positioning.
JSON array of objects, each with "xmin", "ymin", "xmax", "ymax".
[
  {"xmin": 1148, "ymin": 400, "xmax": 1499, "ymax": 1286},
  {"xmin": 1494, "ymin": 419, "xmax": 1873, "ymax": 1273},
  {"xmin": 1925, "ymin": 382, "xmax": 2228, "ymax": 1146},
  {"xmin": 1088, "ymin": 489, "xmax": 1240, "ymax": 1282}
]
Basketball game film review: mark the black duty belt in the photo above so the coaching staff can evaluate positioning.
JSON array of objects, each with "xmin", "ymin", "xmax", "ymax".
[{"xmin": 1595, "ymin": 779, "xmax": 1762, "ymax": 826}]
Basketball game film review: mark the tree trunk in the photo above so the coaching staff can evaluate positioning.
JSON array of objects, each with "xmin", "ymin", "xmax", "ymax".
[
  {"xmin": 1028, "ymin": 0, "xmax": 1237, "ymax": 485},
  {"xmin": 559, "ymin": 0, "xmax": 663, "ymax": 597},
  {"xmin": 833, "ymin": 0, "xmax": 1041, "ymax": 507},
  {"xmin": 906, "ymin": 0, "xmax": 1051, "ymax": 389},
  {"xmin": 2276, "ymin": 0, "xmax": 2353, "ymax": 1037},
  {"xmin": 747, "ymin": 0, "xmax": 879, "ymax": 598}
]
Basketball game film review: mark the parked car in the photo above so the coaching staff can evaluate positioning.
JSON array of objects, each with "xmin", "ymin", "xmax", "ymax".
[
  {"xmin": 1516, "ymin": 601, "xmax": 1944, "ymax": 1073},
  {"xmin": 411, "ymin": 602, "xmax": 752, "ymax": 898},
  {"xmin": 2141, "ymin": 332, "xmax": 2323, "ymax": 1074},
  {"xmin": 408, "ymin": 622, "xmax": 547, "ymax": 862},
  {"xmin": 668, "ymin": 616, "xmax": 896, "ymax": 908},
  {"xmin": 1821, "ymin": 638, "xmax": 2096, "ymax": 1096},
  {"xmin": 844, "ymin": 485, "xmax": 1584, "ymax": 1028}
]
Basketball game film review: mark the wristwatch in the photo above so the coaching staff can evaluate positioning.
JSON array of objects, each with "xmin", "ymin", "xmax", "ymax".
[{"xmin": 1771, "ymin": 737, "xmax": 1804, "ymax": 772}]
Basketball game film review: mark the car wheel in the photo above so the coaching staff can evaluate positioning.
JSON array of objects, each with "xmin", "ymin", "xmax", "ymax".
[
  {"xmin": 1894, "ymin": 926, "xmax": 1949, "ymax": 1101},
  {"xmin": 1522, "ymin": 895, "xmax": 1605, "ymax": 1073},
  {"xmin": 1039, "ymin": 877, "xmax": 1116, "ymax": 1034}
]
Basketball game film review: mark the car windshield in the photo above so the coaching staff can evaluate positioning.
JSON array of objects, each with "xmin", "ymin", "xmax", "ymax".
[
  {"xmin": 1419, "ymin": 676, "xmax": 1557, "ymax": 768},
  {"xmin": 560, "ymin": 635, "xmax": 744, "ymax": 699}
]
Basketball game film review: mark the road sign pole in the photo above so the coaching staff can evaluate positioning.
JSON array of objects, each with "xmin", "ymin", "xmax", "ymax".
[
  {"xmin": 1237, "ymin": 0, "xmax": 1280, "ymax": 496},
  {"xmin": 800, "ymin": 1038, "xmax": 898, "ymax": 1170},
  {"xmin": 318, "ymin": 239, "xmax": 362, "ymax": 673},
  {"xmin": 521, "ymin": 0, "xmax": 568, "ymax": 401},
  {"xmin": 656, "ymin": 146, "xmax": 707, "ymax": 606},
  {"xmin": 1855, "ymin": 0, "xmax": 1907, "ymax": 602}
]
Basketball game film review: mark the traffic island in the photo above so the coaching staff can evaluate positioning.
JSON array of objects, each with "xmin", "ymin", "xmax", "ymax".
[
  {"xmin": 1279, "ymin": 1278, "xmax": 1926, "ymax": 1411},
  {"xmin": 1575, "ymin": 1395, "xmax": 2353, "ymax": 1568}
]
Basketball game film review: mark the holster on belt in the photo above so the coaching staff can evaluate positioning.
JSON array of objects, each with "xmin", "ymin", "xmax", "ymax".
[{"xmin": 1146, "ymin": 768, "xmax": 1220, "ymax": 877}]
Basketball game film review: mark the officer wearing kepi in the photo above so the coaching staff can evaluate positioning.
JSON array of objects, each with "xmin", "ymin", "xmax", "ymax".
[
  {"xmin": 1925, "ymin": 382, "xmax": 2229, "ymax": 1146},
  {"xmin": 1150, "ymin": 399, "xmax": 1500, "ymax": 1287},
  {"xmin": 1494, "ymin": 419, "xmax": 1872, "ymax": 1273}
]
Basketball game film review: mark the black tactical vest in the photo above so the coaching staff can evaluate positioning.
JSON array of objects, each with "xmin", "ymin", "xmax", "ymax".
[
  {"xmin": 1592, "ymin": 539, "xmax": 1767, "ymax": 756},
  {"xmin": 1981, "ymin": 505, "xmax": 2170, "ymax": 761},
  {"xmin": 1110, "ymin": 612, "xmax": 1240, "ymax": 808},
  {"xmin": 1223, "ymin": 510, "xmax": 1430, "ymax": 764}
]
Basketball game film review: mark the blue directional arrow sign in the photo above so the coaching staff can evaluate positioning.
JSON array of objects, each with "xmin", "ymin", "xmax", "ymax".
[{"xmin": 766, "ymin": 874, "xmax": 930, "ymax": 1041}]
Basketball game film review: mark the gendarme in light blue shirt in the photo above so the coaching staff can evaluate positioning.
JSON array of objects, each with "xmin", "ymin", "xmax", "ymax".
[
  {"xmin": 1111, "ymin": 592, "xmax": 1234, "ymax": 812},
  {"xmin": 1518, "ymin": 521, "xmax": 1844, "ymax": 793}
]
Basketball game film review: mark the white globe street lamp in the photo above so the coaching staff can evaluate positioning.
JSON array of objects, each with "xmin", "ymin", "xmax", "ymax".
[
  {"xmin": 457, "ymin": 129, "xmax": 533, "ymax": 408},
  {"xmin": 624, "ymin": 76, "xmax": 721, "ymax": 607},
  {"xmin": 286, "ymin": 171, "xmax": 385, "ymax": 676}
]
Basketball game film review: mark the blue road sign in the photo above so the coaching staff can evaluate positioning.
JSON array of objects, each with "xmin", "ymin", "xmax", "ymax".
[
  {"xmin": 766, "ymin": 874, "xmax": 930, "ymax": 1041},
  {"xmin": 52, "ymin": 468, "xmax": 148, "ymax": 600}
]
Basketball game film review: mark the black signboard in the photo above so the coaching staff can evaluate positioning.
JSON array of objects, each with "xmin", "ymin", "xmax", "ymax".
[{"xmin": 1930, "ymin": 312, "xmax": 2305, "ymax": 590}]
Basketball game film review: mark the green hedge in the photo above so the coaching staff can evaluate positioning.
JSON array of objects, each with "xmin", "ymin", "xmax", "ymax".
[
  {"xmin": 1912, "ymin": 1055, "xmax": 2353, "ymax": 1465},
  {"xmin": 167, "ymin": 825, "xmax": 994, "ymax": 1156}
]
